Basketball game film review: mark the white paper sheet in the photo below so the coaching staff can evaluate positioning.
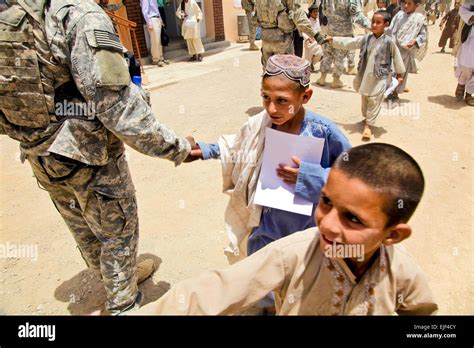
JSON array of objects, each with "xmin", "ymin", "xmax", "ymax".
[
  {"xmin": 253, "ymin": 127, "xmax": 325, "ymax": 216},
  {"xmin": 384, "ymin": 77, "xmax": 399, "ymax": 97}
]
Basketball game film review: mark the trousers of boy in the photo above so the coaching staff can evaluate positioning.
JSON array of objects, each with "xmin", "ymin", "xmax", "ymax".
[
  {"xmin": 261, "ymin": 30, "xmax": 294, "ymax": 67},
  {"xmin": 395, "ymin": 48, "xmax": 415, "ymax": 93},
  {"xmin": 361, "ymin": 91, "xmax": 385, "ymax": 125},
  {"xmin": 27, "ymin": 152, "xmax": 140, "ymax": 315},
  {"xmin": 186, "ymin": 37, "xmax": 205, "ymax": 55},
  {"xmin": 455, "ymin": 66, "xmax": 474, "ymax": 94},
  {"xmin": 246, "ymin": 10, "xmax": 258, "ymax": 45},
  {"xmin": 149, "ymin": 16, "xmax": 164, "ymax": 63}
]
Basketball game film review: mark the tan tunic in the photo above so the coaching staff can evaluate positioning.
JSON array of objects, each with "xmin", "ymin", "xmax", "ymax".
[
  {"xmin": 333, "ymin": 34, "xmax": 405, "ymax": 96},
  {"xmin": 135, "ymin": 228, "xmax": 438, "ymax": 315}
]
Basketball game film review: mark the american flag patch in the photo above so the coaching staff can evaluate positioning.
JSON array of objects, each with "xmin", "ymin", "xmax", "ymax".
[{"xmin": 93, "ymin": 30, "xmax": 123, "ymax": 52}]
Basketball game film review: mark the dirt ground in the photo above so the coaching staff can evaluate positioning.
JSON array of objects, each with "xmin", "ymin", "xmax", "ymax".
[{"xmin": 0, "ymin": 24, "xmax": 472, "ymax": 315}]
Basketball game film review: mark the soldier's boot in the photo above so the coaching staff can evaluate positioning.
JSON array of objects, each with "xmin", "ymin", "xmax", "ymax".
[
  {"xmin": 346, "ymin": 66, "xmax": 357, "ymax": 75},
  {"xmin": 250, "ymin": 42, "xmax": 260, "ymax": 51},
  {"xmin": 455, "ymin": 84, "xmax": 465, "ymax": 100},
  {"xmin": 331, "ymin": 74, "xmax": 344, "ymax": 89},
  {"xmin": 137, "ymin": 259, "xmax": 155, "ymax": 284},
  {"xmin": 316, "ymin": 72, "xmax": 327, "ymax": 86},
  {"xmin": 465, "ymin": 93, "xmax": 474, "ymax": 106}
]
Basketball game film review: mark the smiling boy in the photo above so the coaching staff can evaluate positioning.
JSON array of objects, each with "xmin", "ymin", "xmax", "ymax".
[{"xmin": 135, "ymin": 143, "xmax": 438, "ymax": 315}]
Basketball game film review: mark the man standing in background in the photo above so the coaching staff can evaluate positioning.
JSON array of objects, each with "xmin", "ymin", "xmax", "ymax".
[{"xmin": 141, "ymin": 0, "xmax": 170, "ymax": 66}]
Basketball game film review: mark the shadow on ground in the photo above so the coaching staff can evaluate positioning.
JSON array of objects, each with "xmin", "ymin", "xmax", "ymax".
[
  {"xmin": 336, "ymin": 120, "xmax": 388, "ymax": 140},
  {"xmin": 427, "ymin": 94, "xmax": 466, "ymax": 110},
  {"xmin": 54, "ymin": 253, "xmax": 170, "ymax": 315}
]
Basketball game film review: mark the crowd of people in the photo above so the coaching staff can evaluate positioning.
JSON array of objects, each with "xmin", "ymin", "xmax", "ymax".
[{"xmin": 0, "ymin": 0, "xmax": 472, "ymax": 316}]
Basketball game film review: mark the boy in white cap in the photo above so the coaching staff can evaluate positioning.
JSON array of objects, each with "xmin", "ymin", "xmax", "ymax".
[{"xmin": 187, "ymin": 54, "xmax": 351, "ymax": 313}]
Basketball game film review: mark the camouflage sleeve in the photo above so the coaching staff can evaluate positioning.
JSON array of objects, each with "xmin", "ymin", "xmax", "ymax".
[
  {"xmin": 287, "ymin": 0, "xmax": 318, "ymax": 37},
  {"xmin": 349, "ymin": 0, "xmax": 371, "ymax": 30},
  {"xmin": 62, "ymin": 4, "xmax": 190, "ymax": 165}
]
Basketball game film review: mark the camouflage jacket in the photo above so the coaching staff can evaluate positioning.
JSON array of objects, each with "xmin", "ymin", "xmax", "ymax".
[
  {"xmin": 241, "ymin": 0, "xmax": 255, "ymax": 13},
  {"xmin": 0, "ymin": 0, "xmax": 190, "ymax": 166},
  {"xmin": 255, "ymin": 0, "xmax": 318, "ymax": 37},
  {"xmin": 321, "ymin": 0, "xmax": 371, "ymax": 36}
]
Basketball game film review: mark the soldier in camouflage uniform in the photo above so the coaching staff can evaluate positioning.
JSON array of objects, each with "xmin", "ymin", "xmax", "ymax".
[
  {"xmin": 242, "ymin": 0, "xmax": 260, "ymax": 50},
  {"xmin": 317, "ymin": 0, "xmax": 371, "ymax": 88},
  {"xmin": 0, "ymin": 0, "xmax": 192, "ymax": 315},
  {"xmin": 255, "ymin": 0, "xmax": 326, "ymax": 67}
]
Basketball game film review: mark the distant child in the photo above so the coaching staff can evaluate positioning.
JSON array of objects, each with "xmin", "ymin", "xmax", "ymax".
[
  {"xmin": 326, "ymin": 11, "xmax": 406, "ymax": 140},
  {"xmin": 386, "ymin": 0, "xmax": 428, "ymax": 100},
  {"xmin": 377, "ymin": 0, "xmax": 388, "ymax": 10},
  {"xmin": 439, "ymin": 1, "xmax": 461, "ymax": 53},
  {"xmin": 135, "ymin": 143, "xmax": 438, "ymax": 315},
  {"xmin": 304, "ymin": 3, "xmax": 324, "ymax": 72},
  {"xmin": 387, "ymin": 0, "xmax": 401, "ymax": 17}
]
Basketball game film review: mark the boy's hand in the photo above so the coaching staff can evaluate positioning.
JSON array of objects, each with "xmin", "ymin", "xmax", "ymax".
[
  {"xmin": 325, "ymin": 36, "xmax": 333, "ymax": 45},
  {"xmin": 396, "ymin": 74, "xmax": 404, "ymax": 85},
  {"xmin": 276, "ymin": 156, "xmax": 301, "ymax": 185},
  {"xmin": 147, "ymin": 24, "xmax": 153, "ymax": 32},
  {"xmin": 183, "ymin": 136, "xmax": 202, "ymax": 162},
  {"xmin": 406, "ymin": 39, "xmax": 417, "ymax": 48}
]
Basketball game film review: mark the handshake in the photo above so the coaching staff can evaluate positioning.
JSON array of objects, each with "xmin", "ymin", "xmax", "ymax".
[{"xmin": 184, "ymin": 136, "xmax": 203, "ymax": 163}]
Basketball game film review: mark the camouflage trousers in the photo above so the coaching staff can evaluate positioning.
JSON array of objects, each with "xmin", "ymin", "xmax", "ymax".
[
  {"xmin": 261, "ymin": 30, "xmax": 294, "ymax": 67},
  {"xmin": 245, "ymin": 10, "xmax": 258, "ymax": 44},
  {"xmin": 27, "ymin": 151, "xmax": 139, "ymax": 315},
  {"xmin": 321, "ymin": 44, "xmax": 347, "ymax": 76},
  {"xmin": 347, "ymin": 50, "xmax": 355, "ymax": 68}
]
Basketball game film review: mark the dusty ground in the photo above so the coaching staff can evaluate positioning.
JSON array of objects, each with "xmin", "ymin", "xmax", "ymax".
[{"xmin": 0, "ymin": 24, "xmax": 472, "ymax": 315}]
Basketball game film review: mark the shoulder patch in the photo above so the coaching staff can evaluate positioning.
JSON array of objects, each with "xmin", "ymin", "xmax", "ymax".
[{"xmin": 93, "ymin": 29, "xmax": 123, "ymax": 52}]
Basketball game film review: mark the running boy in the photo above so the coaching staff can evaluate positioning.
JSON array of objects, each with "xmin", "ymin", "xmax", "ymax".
[
  {"xmin": 135, "ymin": 143, "xmax": 438, "ymax": 315},
  {"xmin": 386, "ymin": 0, "xmax": 428, "ymax": 100},
  {"xmin": 326, "ymin": 11, "xmax": 405, "ymax": 140}
]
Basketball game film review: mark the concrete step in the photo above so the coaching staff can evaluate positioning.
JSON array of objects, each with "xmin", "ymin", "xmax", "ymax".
[
  {"xmin": 164, "ymin": 37, "xmax": 214, "ymax": 52},
  {"xmin": 163, "ymin": 39, "xmax": 231, "ymax": 61}
]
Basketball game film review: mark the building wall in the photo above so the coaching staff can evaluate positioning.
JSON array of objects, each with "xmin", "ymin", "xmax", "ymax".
[
  {"xmin": 124, "ymin": 0, "xmax": 148, "ymax": 56},
  {"xmin": 222, "ymin": 1, "xmax": 245, "ymax": 43}
]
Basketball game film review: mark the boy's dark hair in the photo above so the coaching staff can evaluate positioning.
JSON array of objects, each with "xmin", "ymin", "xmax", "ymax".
[
  {"xmin": 374, "ymin": 10, "xmax": 392, "ymax": 24},
  {"xmin": 333, "ymin": 143, "xmax": 425, "ymax": 228}
]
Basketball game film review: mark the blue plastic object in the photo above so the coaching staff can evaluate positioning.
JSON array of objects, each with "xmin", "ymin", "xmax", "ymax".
[{"xmin": 132, "ymin": 76, "xmax": 142, "ymax": 86}]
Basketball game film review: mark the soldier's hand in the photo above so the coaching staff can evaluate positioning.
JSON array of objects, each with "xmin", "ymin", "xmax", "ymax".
[
  {"xmin": 325, "ymin": 36, "xmax": 333, "ymax": 45},
  {"xmin": 183, "ymin": 136, "xmax": 202, "ymax": 163}
]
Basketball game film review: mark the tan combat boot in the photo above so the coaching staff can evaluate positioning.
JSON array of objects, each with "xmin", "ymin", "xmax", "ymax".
[
  {"xmin": 137, "ymin": 259, "xmax": 155, "ymax": 284},
  {"xmin": 316, "ymin": 72, "xmax": 327, "ymax": 86},
  {"xmin": 331, "ymin": 74, "xmax": 344, "ymax": 88},
  {"xmin": 250, "ymin": 42, "xmax": 259, "ymax": 51},
  {"xmin": 346, "ymin": 66, "xmax": 357, "ymax": 75}
]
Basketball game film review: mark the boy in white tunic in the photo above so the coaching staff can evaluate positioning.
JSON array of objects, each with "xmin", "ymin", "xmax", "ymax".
[
  {"xmin": 386, "ymin": 0, "xmax": 428, "ymax": 100},
  {"xmin": 134, "ymin": 143, "xmax": 437, "ymax": 315},
  {"xmin": 326, "ymin": 11, "xmax": 405, "ymax": 140}
]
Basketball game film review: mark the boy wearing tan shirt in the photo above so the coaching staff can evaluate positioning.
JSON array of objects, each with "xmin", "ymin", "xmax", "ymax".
[{"xmin": 135, "ymin": 143, "xmax": 437, "ymax": 315}]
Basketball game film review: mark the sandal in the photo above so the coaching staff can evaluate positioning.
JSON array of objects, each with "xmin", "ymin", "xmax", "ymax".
[
  {"xmin": 465, "ymin": 94, "xmax": 474, "ymax": 106},
  {"xmin": 456, "ymin": 84, "xmax": 466, "ymax": 100},
  {"xmin": 362, "ymin": 124, "xmax": 372, "ymax": 141}
]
